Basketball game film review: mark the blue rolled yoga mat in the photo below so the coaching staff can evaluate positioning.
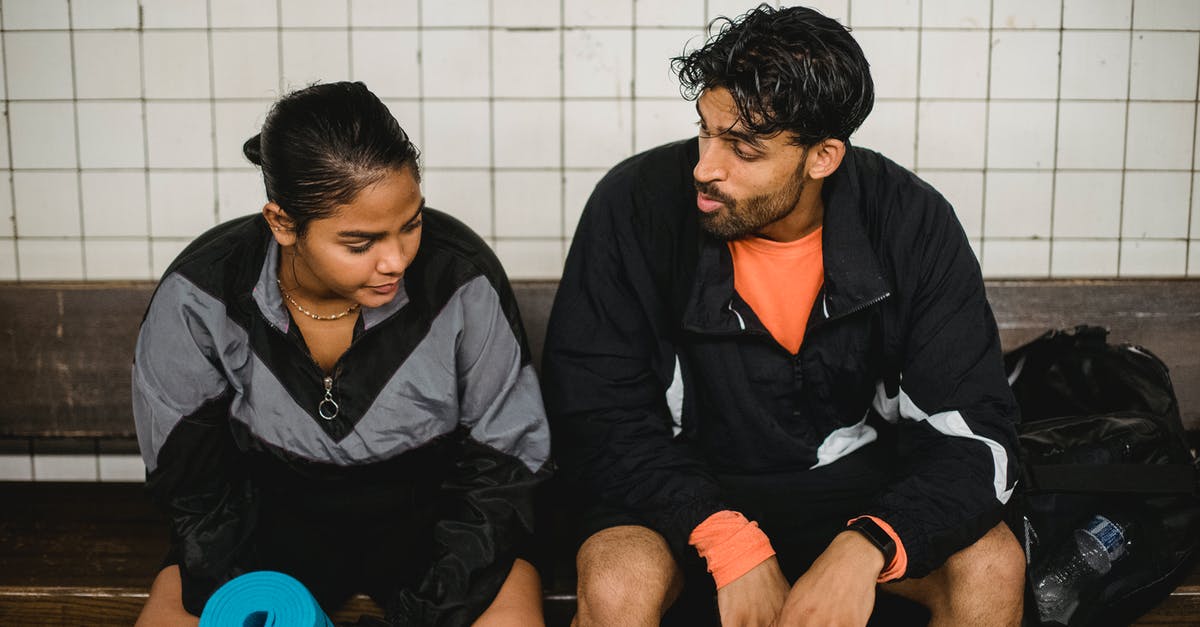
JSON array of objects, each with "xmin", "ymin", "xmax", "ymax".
[{"xmin": 199, "ymin": 570, "xmax": 334, "ymax": 627}]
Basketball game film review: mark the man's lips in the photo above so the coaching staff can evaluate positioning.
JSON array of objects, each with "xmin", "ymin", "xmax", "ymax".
[{"xmin": 697, "ymin": 192, "xmax": 725, "ymax": 213}]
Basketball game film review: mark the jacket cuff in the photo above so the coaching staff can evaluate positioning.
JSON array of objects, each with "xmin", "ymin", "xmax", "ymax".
[{"xmin": 689, "ymin": 510, "xmax": 776, "ymax": 589}]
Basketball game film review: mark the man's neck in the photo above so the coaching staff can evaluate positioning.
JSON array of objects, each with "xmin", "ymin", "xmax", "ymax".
[{"xmin": 756, "ymin": 179, "xmax": 825, "ymax": 242}]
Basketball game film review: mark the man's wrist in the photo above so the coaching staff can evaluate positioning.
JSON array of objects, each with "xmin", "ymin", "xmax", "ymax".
[{"xmin": 846, "ymin": 517, "xmax": 897, "ymax": 567}]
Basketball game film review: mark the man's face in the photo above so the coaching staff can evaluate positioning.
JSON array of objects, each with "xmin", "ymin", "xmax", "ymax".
[{"xmin": 694, "ymin": 87, "xmax": 811, "ymax": 241}]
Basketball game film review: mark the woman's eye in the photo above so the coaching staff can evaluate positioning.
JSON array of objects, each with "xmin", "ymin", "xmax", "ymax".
[{"xmin": 347, "ymin": 242, "xmax": 372, "ymax": 254}]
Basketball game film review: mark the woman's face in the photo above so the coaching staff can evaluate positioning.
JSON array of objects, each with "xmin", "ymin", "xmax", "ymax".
[{"xmin": 272, "ymin": 167, "xmax": 424, "ymax": 310}]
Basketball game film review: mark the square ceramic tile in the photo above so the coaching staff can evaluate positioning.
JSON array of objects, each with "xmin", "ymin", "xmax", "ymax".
[
  {"xmin": 5, "ymin": 32, "xmax": 72, "ymax": 99},
  {"xmin": 494, "ymin": 171, "xmax": 562, "ymax": 238},
  {"xmin": 282, "ymin": 30, "xmax": 351, "ymax": 90},
  {"xmin": 564, "ymin": 0, "xmax": 633, "ymax": 26},
  {"xmin": 1053, "ymin": 172, "xmax": 1123, "ymax": 238},
  {"xmin": 854, "ymin": 29, "xmax": 918, "ymax": 99},
  {"xmin": 73, "ymin": 32, "xmax": 141, "ymax": 99},
  {"xmin": 14, "ymin": 172, "xmax": 80, "ymax": 237},
  {"xmin": 422, "ymin": 30, "xmax": 490, "ymax": 98},
  {"xmin": 142, "ymin": 31, "xmax": 211, "ymax": 99},
  {"xmin": 3, "ymin": 0, "xmax": 68, "ymax": 29},
  {"xmin": 422, "ymin": 100, "xmax": 491, "ymax": 167},
  {"xmin": 215, "ymin": 101, "xmax": 272, "ymax": 168},
  {"xmin": 0, "ymin": 454, "xmax": 33, "ymax": 480},
  {"xmin": 281, "ymin": 0, "xmax": 348, "ymax": 27},
  {"xmin": 0, "ymin": 239, "xmax": 14, "ymax": 279},
  {"xmin": 992, "ymin": 0, "xmax": 1062, "ymax": 29},
  {"xmin": 849, "ymin": 0, "xmax": 919, "ymax": 28},
  {"xmin": 1060, "ymin": 31, "xmax": 1130, "ymax": 99},
  {"xmin": 493, "ymin": 0, "xmax": 561, "ymax": 27},
  {"xmin": 1125, "ymin": 102, "xmax": 1194, "ymax": 170},
  {"xmin": 708, "ymin": 0, "xmax": 777, "ymax": 23},
  {"xmin": 1190, "ymin": 242, "xmax": 1200, "ymax": 277},
  {"xmin": 33, "ymin": 455, "xmax": 97, "ymax": 481},
  {"xmin": 1122, "ymin": 172, "xmax": 1191, "ymax": 238},
  {"xmin": 563, "ymin": 29, "xmax": 634, "ymax": 98},
  {"xmin": 421, "ymin": 0, "xmax": 487, "ymax": 26},
  {"xmin": 919, "ymin": 30, "xmax": 989, "ymax": 99},
  {"xmin": 151, "ymin": 239, "xmax": 189, "ymax": 277},
  {"xmin": 99, "ymin": 455, "xmax": 146, "ymax": 482},
  {"xmin": 84, "ymin": 240, "xmax": 152, "ymax": 280},
  {"xmin": 1119, "ymin": 240, "xmax": 1186, "ymax": 276},
  {"xmin": 1194, "ymin": 173, "xmax": 1200, "ymax": 239},
  {"xmin": 1055, "ymin": 102, "xmax": 1126, "ymax": 170},
  {"xmin": 148, "ymin": 172, "xmax": 216, "ymax": 238},
  {"xmin": 493, "ymin": 31, "xmax": 561, "ymax": 98},
  {"xmin": 990, "ymin": 31, "xmax": 1060, "ymax": 99},
  {"xmin": 983, "ymin": 172, "xmax": 1053, "ymax": 238},
  {"xmin": 0, "ymin": 177, "xmax": 11, "ymax": 237},
  {"xmin": 211, "ymin": 0, "xmax": 277, "ymax": 27},
  {"xmin": 564, "ymin": 169, "xmax": 606, "ymax": 235},
  {"xmin": 17, "ymin": 239, "xmax": 84, "ymax": 280},
  {"xmin": 1051, "ymin": 240, "xmax": 1120, "ymax": 277},
  {"xmin": 1063, "ymin": 0, "xmax": 1131, "ymax": 28},
  {"xmin": 634, "ymin": 99, "xmax": 698, "ymax": 152},
  {"xmin": 916, "ymin": 101, "xmax": 987, "ymax": 169},
  {"xmin": 1134, "ymin": 0, "xmax": 1200, "ymax": 30},
  {"xmin": 494, "ymin": 239, "xmax": 563, "ymax": 279},
  {"xmin": 918, "ymin": 171, "xmax": 984, "ymax": 238},
  {"xmin": 81, "ymin": 172, "xmax": 149, "ymax": 237},
  {"xmin": 493, "ymin": 101, "xmax": 561, "ymax": 168},
  {"xmin": 853, "ymin": 100, "xmax": 917, "ymax": 169},
  {"xmin": 1130, "ymin": 32, "xmax": 1200, "ymax": 101},
  {"xmin": 383, "ymin": 100, "xmax": 422, "ymax": 147},
  {"xmin": 77, "ymin": 103, "xmax": 145, "ymax": 169},
  {"xmin": 637, "ymin": 0, "xmax": 704, "ymax": 26},
  {"xmin": 217, "ymin": 170, "xmax": 266, "ymax": 223},
  {"xmin": 9, "ymin": 102, "xmax": 76, "ymax": 169},
  {"xmin": 922, "ymin": 0, "xmax": 990, "ymax": 28},
  {"xmin": 421, "ymin": 169, "xmax": 493, "ymax": 236},
  {"xmin": 635, "ymin": 28, "xmax": 704, "ymax": 98},
  {"xmin": 352, "ymin": 0, "xmax": 418, "ymax": 27},
  {"xmin": 212, "ymin": 31, "xmax": 280, "ymax": 99},
  {"xmin": 71, "ymin": 0, "xmax": 139, "ymax": 29},
  {"xmin": 981, "ymin": 239, "xmax": 1050, "ymax": 277},
  {"xmin": 987, "ymin": 101, "xmax": 1056, "ymax": 169},
  {"xmin": 352, "ymin": 31, "xmax": 421, "ymax": 98},
  {"xmin": 564, "ymin": 100, "xmax": 633, "ymax": 168},
  {"xmin": 146, "ymin": 102, "xmax": 214, "ymax": 168},
  {"xmin": 139, "ymin": 0, "xmax": 207, "ymax": 27}
]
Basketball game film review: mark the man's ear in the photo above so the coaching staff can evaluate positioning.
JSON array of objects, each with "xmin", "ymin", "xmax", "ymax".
[
  {"xmin": 262, "ymin": 202, "xmax": 297, "ymax": 247},
  {"xmin": 805, "ymin": 138, "xmax": 846, "ymax": 181}
]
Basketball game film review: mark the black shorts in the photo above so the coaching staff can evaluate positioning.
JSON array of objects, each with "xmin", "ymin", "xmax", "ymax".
[{"xmin": 578, "ymin": 442, "xmax": 901, "ymax": 623}]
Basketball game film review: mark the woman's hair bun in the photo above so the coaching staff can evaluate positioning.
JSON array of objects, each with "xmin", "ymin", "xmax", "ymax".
[{"xmin": 243, "ymin": 133, "xmax": 264, "ymax": 166}]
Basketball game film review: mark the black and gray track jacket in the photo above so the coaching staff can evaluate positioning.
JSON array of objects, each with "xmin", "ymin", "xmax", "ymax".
[
  {"xmin": 543, "ymin": 139, "xmax": 1019, "ymax": 578},
  {"xmin": 133, "ymin": 210, "xmax": 550, "ymax": 624}
]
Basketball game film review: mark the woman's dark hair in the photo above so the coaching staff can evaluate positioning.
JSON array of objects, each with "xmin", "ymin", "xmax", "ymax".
[
  {"xmin": 672, "ymin": 4, "xmax": 874, "ymax": 145},
  {"xmin": 243, "ymin": 81, "xmax": 420, "ymax": 235}
]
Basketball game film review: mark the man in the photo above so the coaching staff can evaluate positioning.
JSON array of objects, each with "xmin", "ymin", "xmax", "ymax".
[{"xmin": 542, "ymin": 5, "xmax": 1025, "ymax": 626}]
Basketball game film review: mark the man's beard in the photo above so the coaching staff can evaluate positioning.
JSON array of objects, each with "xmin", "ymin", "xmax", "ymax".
[{"xmin": 695, "ymin": 172, "xmax": 806, "ymax": 241}]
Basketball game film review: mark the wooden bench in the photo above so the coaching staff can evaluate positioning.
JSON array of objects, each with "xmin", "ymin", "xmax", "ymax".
[{"xmin": 2, "ymin": 279, "xmax": 1199, "ymax": 625}]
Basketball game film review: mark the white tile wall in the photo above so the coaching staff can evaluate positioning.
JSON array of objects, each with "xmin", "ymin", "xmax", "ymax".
[
  {"xmin": 32, "ymin": 454, "xmax": 96, "ymax": 481},
  {"xmin": 0, "ymin": 0, "xmax": 1195, "ymax": 285}
]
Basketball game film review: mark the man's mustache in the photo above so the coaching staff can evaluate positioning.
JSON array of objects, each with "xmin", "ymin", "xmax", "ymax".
[{"xmin": 694, "ymin": 181, "xmax": 734, "ymax": 206}]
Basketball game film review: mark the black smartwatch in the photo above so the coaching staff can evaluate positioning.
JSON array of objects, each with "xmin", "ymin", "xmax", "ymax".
[{"xmin": 847, "ymin": 518, "xmax": 897, "ymax": 568}]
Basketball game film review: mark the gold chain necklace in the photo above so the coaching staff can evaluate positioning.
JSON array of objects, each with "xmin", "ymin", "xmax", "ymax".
[{"xmin": 277, "ymin": 279, "xmax": 360, "ymax": 321}]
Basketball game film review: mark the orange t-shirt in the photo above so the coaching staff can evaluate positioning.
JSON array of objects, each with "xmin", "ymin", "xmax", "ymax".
[{"xmin": 728, "ymin": 227, "xmax": 824, "ymax": 354}]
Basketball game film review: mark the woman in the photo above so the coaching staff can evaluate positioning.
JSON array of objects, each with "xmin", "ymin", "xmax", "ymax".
[{"xmin": 132, "ymin": 82, "xmax": 550, "ymax": 626}]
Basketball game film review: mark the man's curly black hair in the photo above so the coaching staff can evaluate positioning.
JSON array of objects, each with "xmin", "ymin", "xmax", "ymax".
[{"xmin": 672, "ymin": 4, "xmax": 874, "ymax": 145}]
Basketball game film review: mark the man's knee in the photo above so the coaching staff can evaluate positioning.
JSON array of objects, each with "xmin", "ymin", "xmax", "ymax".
[{"xmin": 574, "ymin": 525, "xmax": 682, "ymax": 626}]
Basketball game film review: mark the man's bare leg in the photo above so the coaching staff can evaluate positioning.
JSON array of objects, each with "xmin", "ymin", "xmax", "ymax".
[{"xmin": 572, "ymin": 525, "xmax": 684, "ymax": 627}]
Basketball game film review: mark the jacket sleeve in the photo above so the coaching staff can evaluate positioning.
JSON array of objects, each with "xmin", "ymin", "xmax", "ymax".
[
  {"xmin": 385, "ymin": 275, "xmax": 551, "ymax": 627},
  {"xmin": 867, "ymin": 193, "xmax": 1021, "ymax": 578},
  {"xmin": 542, "ymin": 177, "xmax": 726, "ymax": 556},
  {"xmin": 132, "ymin": 273, "xmax": 257, "ymax": 615}
]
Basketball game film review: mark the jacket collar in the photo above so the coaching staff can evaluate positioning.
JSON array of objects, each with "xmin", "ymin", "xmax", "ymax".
[{"xmin": 682, "ymin": 146, "xmax": 892, "ymax": 333}]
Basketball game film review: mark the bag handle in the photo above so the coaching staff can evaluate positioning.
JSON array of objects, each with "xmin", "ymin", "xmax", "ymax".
[{"xmin": 1025, "ymin": 463, "xmax": 1198, "ymax": 496}]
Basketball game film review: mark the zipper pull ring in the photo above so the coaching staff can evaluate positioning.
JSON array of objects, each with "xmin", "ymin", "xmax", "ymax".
[{"xmin": 318, "ymin": 376, "xmax": 339, "ymax": 420}]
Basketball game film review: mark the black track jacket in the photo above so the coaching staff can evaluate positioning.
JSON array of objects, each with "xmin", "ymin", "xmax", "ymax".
[{"xmin": 543, "ymin": 139, "xmax": 1019, "ymax": 578}]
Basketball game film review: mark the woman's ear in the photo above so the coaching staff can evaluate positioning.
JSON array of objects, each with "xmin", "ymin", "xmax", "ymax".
[
  {"xmin": 805, "ymin": 138, "xmax": 847, "ymax": 181},
  {"xmin": 262, "ymin": 202, "xmax": 297, "ymax": 247}
]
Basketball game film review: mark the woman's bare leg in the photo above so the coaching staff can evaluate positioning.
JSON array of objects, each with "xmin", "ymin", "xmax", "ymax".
[
  {"xmin": 472, "ymin": 558, "xmax": 544, "ymax": 627},
  {"xmin": 135, "ymin": 565, "xmax": 200, "ymax": 627}
]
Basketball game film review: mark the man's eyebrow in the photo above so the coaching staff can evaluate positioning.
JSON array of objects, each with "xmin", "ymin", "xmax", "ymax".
[
  {"xmin": 695, "ymin": 102, "xmax": 765, "ymax": 149},
  {"xmin": 336, "ymin": 201, "xmax": 425, "ymax": 239}
]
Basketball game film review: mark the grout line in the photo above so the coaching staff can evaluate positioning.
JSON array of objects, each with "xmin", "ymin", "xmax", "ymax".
[
  {"xmin": 1048, "ymin": 0, "xmax": 1067, "ymax": 276},
  {"xmin": 488, "ymin": 0, "xmax": 496, "ymax": 247},
  {"xmin": 0, "ymin": 1, "xmax": 20, "ymax": 279},
  {"xmin": 137, "ymin": 1, "xmax": 154, "ymax": 277},
  {"xmin": 1187, "ymin": 23, "xmax": 1200, "ymax": 276},
  {"xmin": 559, "ymin": 0, "xmax": 566, "ymax": 250},
  {"xmin": 206, "ymin": 0, "xmax": 219, "ymax": 230},
  {"xmin": 1116, "ymin": 8, "xmax": 1135, "ymax": 276},
  {"xmin": 66, "ymin": 0, "xmax": 87, "ymax": 278}
]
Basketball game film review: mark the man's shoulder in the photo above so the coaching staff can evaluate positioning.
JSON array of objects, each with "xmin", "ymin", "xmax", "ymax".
[{"xmin": 592, "ymin": 138, "xmax": 698, "ymax": 213}]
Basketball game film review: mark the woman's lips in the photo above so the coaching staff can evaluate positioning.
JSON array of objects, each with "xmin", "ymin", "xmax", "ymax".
[
  {"xmin": 369, "ymin": 281, "xmax": 399, "ymax": 295},
  {"xmin": 697, "ymin": 192, "xmax": 725, "ymax": 213}
]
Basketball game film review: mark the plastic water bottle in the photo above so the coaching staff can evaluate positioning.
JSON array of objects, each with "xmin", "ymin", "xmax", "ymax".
[{"xmin": 1031, "ymin": 515, "xmax": 1131, "ymax": 625}]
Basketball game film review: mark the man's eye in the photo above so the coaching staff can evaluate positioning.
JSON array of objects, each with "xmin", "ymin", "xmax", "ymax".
[
  {"xmin": 732, "ymin": 143, "xmax": 759, "ymax": 160},
  {"xmin": 402, "ymin": 220, "xmax": 423, "ymax": 233}
]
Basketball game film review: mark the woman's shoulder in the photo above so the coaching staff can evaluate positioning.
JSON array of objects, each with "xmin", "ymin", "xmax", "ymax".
[
  {"xmin": 412, "ymin": 207, "xmax": 512, "ymax": 296},
  {"xmin": 154, "ymin": 214, "xmax": 270, "ymax": 306}
]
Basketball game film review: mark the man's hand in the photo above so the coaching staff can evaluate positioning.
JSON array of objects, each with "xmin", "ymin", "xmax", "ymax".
[
  {"xmin": 775, "ymin": 531, "xmax": 884, "ymax": 626},
  {"xmin": 715, "ymin": 556, "xmax": 790, "ymax": 627}
]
